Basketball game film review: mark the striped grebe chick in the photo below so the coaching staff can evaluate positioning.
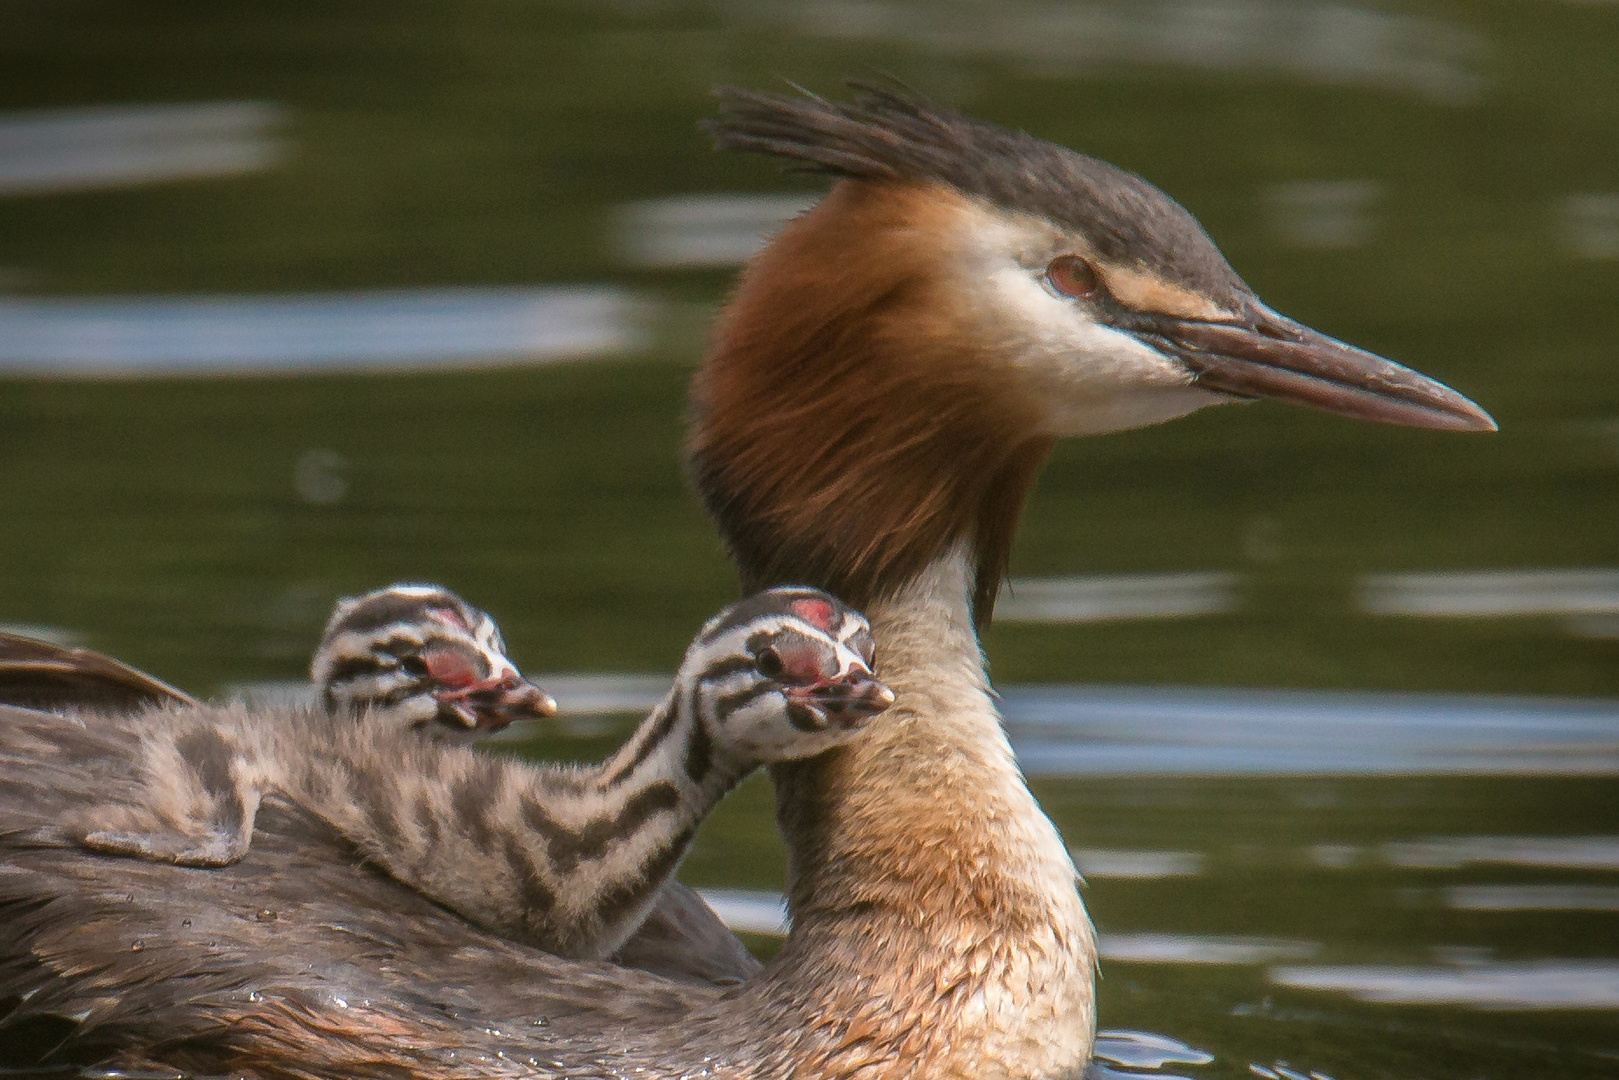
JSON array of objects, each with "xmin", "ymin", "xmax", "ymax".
[
  {"xmin": 1, "ymin": 586, "xmax": 750, "ymax": 984},
  {"xmin": 0, "ymin": 582, "xmax": 556, "ymax": 741},
  {"xmin": 310, "ymin": 583, "xmax": 557, "ymax": 741},
  {"xmin": 47, "ymin": 587, "xmax": 890, "ymax": 961}
]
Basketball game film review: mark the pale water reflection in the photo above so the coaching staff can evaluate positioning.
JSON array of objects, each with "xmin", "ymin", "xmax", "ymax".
[
  {"xmin": 694, "ymin": 887, "xmax": 790, "ymax": 936},
  {"xmin": 1442, "ymin": 885, "xmax": 1619, "ymax": 912},
  {"xmin": 1270, "ymin": 961, "xmax": 1619, "ymax": 1010},
  {"xmin": 615, "ymin": 193, "xmax": 817, "ymax": 269},
  {"xmin": 1359, "ymin": 568, "xmax": 1619, "ymax": 620},
  {"xmin": 1098, "ymin": 935, "xmax": 1320, "ymax": 966},
  {"xmin": 3, "ymin": 1, "xmax": 1616, "ymax": 1075},
  {"xmin": 1089, "ymin": 1030, "xmax": 1215, "ymax": 1079},
  {"xmin": 0, "ymin": 288, "xmax": 645, "ymax": 374},
  {"xmin": 0, "ymin": 102, "xmax": 285, "ymax": 196},
  {"xmin": 1378, "ymin": 835, "xmax": 1619, "ymax": 870},
  {"xmin": 996, "ymin": 574, "xmax": 1240, "ymax": 624},
  {"xmin": 1002, "ymin": 687, "xmax": 1619, "ymax": 777},
  {"xmin": 717, "ymin": 0, "xmax": 1487, "ymax": 102},
  {"xmin": 1071, "ymin": 849, "xmax": 1207, "ymax": 879}
]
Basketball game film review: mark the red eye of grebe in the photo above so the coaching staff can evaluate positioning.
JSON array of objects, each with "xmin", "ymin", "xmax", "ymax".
[{"xmin": 1047, "ymin": 255, "xmax": 1100, "ymax": 300}]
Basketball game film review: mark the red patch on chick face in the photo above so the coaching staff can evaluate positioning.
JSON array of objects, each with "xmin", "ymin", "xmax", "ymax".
[
  {"xmin": 420, "ymin": 645, "xmax": 481, "ymax": 689},
  {"xmin": 789, "ymin": 598, "xmax": 835, "ymax": 631},
  {"xmin": 771, "ymin": 633, "xmax": 839, "ymax": 685}
]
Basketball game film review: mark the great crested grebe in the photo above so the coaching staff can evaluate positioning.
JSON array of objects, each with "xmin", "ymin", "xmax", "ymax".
[
  {"xmin": 0, "ymin": 86, "xmax": 1492, "ymax": 1078},
  {"xmin": 40, "ymin": 587, "xmax": 889, "ymax": 962}
]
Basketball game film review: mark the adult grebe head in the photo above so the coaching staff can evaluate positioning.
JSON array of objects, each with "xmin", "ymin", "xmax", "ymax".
[{"xmin": 690, "ymin": 84, "xmax": 1493, "ymax": 620}]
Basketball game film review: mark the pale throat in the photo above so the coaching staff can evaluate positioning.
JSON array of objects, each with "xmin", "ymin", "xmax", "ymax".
[
  {"xmin": 766, "ymin": 545, "xmax": 1098, "ymax": 1079},
  {"xmin": 788, "ymin": 544, "xmax": 1084, "ymax": 919},
  {"xmin": 862, "ymin": 545, "xmax": 1008, "ymax": 755}
]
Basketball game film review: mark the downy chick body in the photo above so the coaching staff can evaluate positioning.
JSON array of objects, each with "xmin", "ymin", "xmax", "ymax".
[{"xmin": 50, "ymin": 586, "xmax": 891, "ymax": 960}]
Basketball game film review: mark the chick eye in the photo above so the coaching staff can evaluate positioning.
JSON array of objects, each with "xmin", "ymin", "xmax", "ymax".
[
  {"xmin": 1047, "ymin": 255, "xmax": 1100, "ymax": 300},
  {"xmin": 398, "ymin": 655, "xmax": 430, "ymax": 677},
  {"xmin": 754, "ymin": 646, "xmax": 784, "ymax": 680}
]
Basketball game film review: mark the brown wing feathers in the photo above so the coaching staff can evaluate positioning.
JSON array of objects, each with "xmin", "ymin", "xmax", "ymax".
[{"xmin": 0, "ymin": 633, "xmax": 195, "ymax": 713}]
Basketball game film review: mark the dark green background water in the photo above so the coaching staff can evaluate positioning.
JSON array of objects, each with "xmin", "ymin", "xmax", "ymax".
[{"xmin": 1, "ymin": 2, "xmax": 1615, "ymax": 1076}]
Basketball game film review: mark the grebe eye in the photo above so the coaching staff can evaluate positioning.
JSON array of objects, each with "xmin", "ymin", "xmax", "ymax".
[
  {"xmin": 1047, "ymin": 255, "xmax": 1100, "ymax": 300},
  {"xmin": 398, "ymin": 655, "xmax": 430, "ymax": 677},
  {"xmin": 754, "ymin": 646, "xmax": 784, "ymax": 680}
]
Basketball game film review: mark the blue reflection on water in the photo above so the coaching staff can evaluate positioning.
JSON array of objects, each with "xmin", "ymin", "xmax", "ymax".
[
  {"xmin": 1270, "ymin": 960, "xmax": 1619, "ymax": 1010},
  {"xmin": 0, "ymin": 101, "xmax": 285, "ymax": 196},
  {"xmin": 1002, "ymin": 686, "xmax": 1619, "ymax": 776},
  {"xmin": 0, "ymin": 287, "xmax": 644, "ymax": 374}
]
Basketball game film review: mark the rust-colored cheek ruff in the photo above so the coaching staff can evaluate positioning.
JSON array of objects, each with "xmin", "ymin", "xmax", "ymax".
[{"xmin": 690, "ymin": 180, "xmax": 1052, "ymax": 624}]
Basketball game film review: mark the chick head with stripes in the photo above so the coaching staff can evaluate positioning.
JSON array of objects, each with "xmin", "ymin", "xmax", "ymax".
[
  {"xmin": 682, "ymin": 587, "xmax": 894, "ymax": 767},
  {"xmin": 312, "ymin": 583, "xmax": 555, "ymax": 741}
]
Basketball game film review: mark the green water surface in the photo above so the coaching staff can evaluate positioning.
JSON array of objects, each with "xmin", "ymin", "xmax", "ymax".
[{"xmin": 2, "ymin": 3, "xmax": 1616, "ymax": 1076}]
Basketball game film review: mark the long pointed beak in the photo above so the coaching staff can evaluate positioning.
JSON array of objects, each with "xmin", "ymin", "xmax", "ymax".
[{"xmin": 1149, "ymin": 310, "xmax": 1496, "ymax": 433}]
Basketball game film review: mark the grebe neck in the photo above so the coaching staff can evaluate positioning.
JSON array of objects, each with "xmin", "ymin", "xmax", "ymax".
[
  {"xmin": 689, "ymin": 180, "xmax": 1096, "ymax": 1076},
  {"xmin": 738, "ymin": 549, "xmax": 1097, "ymax": 1079}
]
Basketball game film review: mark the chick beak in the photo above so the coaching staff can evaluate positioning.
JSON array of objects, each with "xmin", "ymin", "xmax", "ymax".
[
  {"xmin": 1144, "ymin": 309, "xmax": 1497, "ymax": 433},
  {"xmin": 432, "ymin": 672, "xmax": 557, "ymax": 735},
  {"xmin": 490, "ymin": 675, "xmax": 558, "ymax": 723},
  {"xmin": 834, "ymin": 669, "xmax": 898, "ymax": 721},
  {"xmin": 788, "ymin": 669, "xmax": 897, "ymax": 728}
]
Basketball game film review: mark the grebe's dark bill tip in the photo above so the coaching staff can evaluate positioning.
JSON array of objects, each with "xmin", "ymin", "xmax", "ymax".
[{"xmin": 1158, "ymin": 316, "xmax": 1497, "ymax": 433}]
